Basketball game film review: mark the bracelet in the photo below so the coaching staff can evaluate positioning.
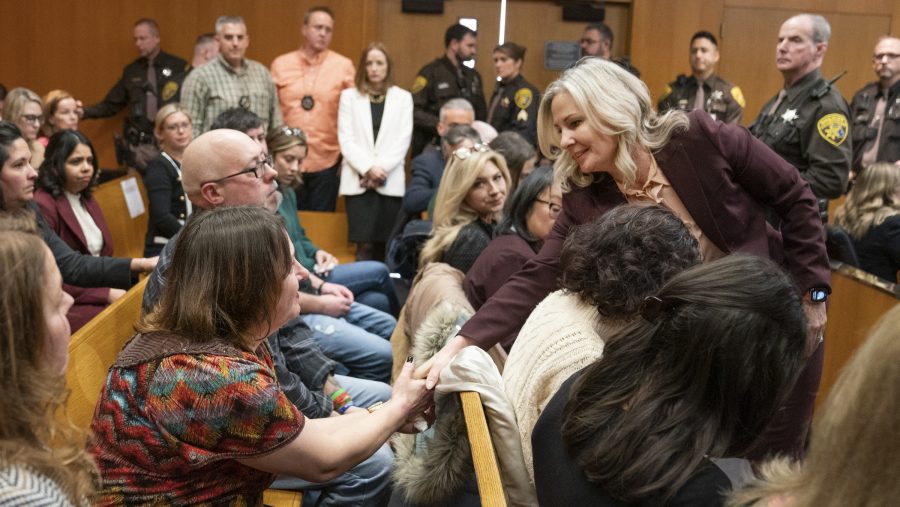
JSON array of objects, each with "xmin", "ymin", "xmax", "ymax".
[
  {"xmin": 366, "ymin": 401, "xmax": 385, "ymax": 413},
  {"xmin": 315, "ymin": 282, "xmax": 324, "ymax": 295},
  {"xmin": 330, "ymin": 388, "xmax": 354, "ymax": 412}
]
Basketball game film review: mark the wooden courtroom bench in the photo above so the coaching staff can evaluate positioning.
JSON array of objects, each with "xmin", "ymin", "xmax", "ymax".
[
  {"xmin": 93, "ymin": 174, "xmax": 149, "ymax": 260},
  {"xmin": 297, "ymin": 210, "xmax": 356, "ymax": 264},
  {"xmin": 818, "ymin": 263, "xmax": 900, "ymax": 408}
]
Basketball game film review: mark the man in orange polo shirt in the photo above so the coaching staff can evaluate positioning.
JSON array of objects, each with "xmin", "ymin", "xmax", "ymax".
[{"xmin": 271, "ymin": 6, "xmax": 355, "ymax": 211}]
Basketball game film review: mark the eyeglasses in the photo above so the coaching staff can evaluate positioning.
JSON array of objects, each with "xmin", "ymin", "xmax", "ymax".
[
  {"xmin": 534, "ymin": 198, "xmax": 562, "ymax": 217},
  {"xmin": 452, "ymin": 143, "xmax": 489, "ymax": 160},
  {"xmin": 20, "ymin": 114, "xmax": 44, "ymax": 125},
  {"xmin": 164, "ymin": 121, "xmax": 192, "ymax": 132},
  {"xmin": 204, "ymin": 154, "xmax": 273, "ymax": 185},
  {"xmin": 873, "ymin": 52, "xmax": 900, "ymax": 62},
  {"xmin": 281, "ymin": 126, "xmax": 305, "ymax": 138}
]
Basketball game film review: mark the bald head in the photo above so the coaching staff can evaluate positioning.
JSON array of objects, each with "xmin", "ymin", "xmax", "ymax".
[{"xmin": 182, "ymin": 129, "xmax": 277, "ymax": 210}]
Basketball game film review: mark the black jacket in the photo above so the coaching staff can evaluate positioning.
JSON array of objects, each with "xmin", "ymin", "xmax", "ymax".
[
  {"xmin": 487, "ymin": 73, "xmax": 540, "ymax": 145},
  {"xmin": 849, "ymin": 80, "xmax": 900, "ymax": 169},
  {"xmin": 84, "ymin": 50, "xmax": 188, "ymax": 138}
]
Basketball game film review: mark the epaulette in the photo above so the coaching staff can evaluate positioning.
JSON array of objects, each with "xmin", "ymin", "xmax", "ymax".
[{"xmin": 811, "ymin": 70, "xmax": 847, "ymax": 99}]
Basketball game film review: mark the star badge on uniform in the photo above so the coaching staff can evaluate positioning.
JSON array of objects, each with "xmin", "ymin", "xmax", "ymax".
[
  {"xmin": 781, "ymin": 109, "xmax": 799, "ymax": 124},
  {"xmin": 710, "ymin": 90, "xmax": 724, "ymax": 101},
  {"xmin": 816, "ymin": 113, "xmax": 849, "ymax": 147},
  {"xmin": 162, "ymin": 67, "xmax": 172, "ymax": 77}
]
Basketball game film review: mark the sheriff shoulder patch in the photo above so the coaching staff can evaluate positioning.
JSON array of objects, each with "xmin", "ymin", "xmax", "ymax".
[
  {"xmin": 161, "ymin": 81, "xmax": 179, "ymax": 102},
  {"xmin": 816, "ymin": 113, "xmax": 849, "ymax": 147},
  {"xmin": 411, "ymin": 76, "xmax": 427, "ymax": 94},
  {"xmin": 659, "ymin": 84, "xmax": 673, "ymax": 101},
  {"xmin": 730, "ymin": 86, "xmax": 746, "ymax": 108},
  {"xmin": 514, "ymin": 88, "xmax": 533, "ymax": 109}
]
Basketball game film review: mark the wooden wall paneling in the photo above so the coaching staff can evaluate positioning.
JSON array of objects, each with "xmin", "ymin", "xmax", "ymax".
[
  {"xmin": 724, "ymin": 0, "xmax": 897, "ymax": 15},
  {"xmin": 629, "ymin": 0, "xmax": 725, "ymax": 111},
  {"xmin": 718, "ymin": 7, "xmax": 892, "ymax": 126},
  {"xmin": 1, "ymin": 0, "xmax": 378, "ymax": 169},
  {"xmin": 377, "ymin": 0, "xmax": 631, "ymax": 98}
]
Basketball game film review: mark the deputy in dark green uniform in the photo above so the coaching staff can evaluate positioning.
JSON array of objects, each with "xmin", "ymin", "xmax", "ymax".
[
  {"xmin": 82, "ymin": 19, "xmax": 187, "ymax": 171},
  {"xmin": 750, "ymin": 15, "xmax": 851, "ymax": 221},
  {"xmin": 411, "ymin": 23, "xmax": 487, "ymax": 156},
  {"xmin": 658, "ymin": 31, "xmax": 744, "ymax": 125},
  {"xmin": 849, "ymin": 36, "xmax": 900, "ymax": 171},
  {"xmin": 487, "ymin": 42, "xmax": 540, "ymax": 146}
]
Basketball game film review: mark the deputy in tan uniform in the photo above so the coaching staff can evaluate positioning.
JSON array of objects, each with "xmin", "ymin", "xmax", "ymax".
[
  {"xmin": 658, "ymin": 31, "xmax": 744, "ymax": 125},
  {"xmin": 750, "ymin": 14, "xmax": 851, "ymax": 221},
  {"xmin": 850, "ymin": 36, "xmax": 900, "ymax": 172}
]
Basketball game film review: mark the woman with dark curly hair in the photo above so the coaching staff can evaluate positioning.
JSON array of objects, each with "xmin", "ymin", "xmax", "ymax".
[
  {"xmin": 33, "ymin": 130, "xmax": 121, "ymax": 331},
  {"xmin": 503, "ymin": 204, "xmax": 700, "ymax": 482},
  {"xmin": 532, "ymin": 255, "xmax": 808, "ymax": 505}
]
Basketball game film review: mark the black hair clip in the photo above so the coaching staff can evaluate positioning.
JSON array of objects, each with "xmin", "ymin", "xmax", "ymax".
[{"xmin": 639, "ymin": 296, "xmax": 665, "ymax": 323}]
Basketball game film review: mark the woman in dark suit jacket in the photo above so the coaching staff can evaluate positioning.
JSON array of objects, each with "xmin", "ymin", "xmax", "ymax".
[
  {"xmin": 421, "ymin": 58, "xmax": 831, "ymax": 462},
  {"xmin": 34, "ymin": 129, "xmax": 121, "ymax": 331},
  {"xmin": 143, "ymin": 104, "xmax": 193, "ymax": 256}
]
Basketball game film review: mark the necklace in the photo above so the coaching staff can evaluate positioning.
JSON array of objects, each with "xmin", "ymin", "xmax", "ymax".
[{"xmin": 369, "ymin": 93, "xmax": 385, "ymax": 104}]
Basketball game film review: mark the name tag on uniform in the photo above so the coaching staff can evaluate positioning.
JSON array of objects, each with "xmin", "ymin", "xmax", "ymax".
[{"xmin": 437, "ymin": 82, "xmax": 450, "ymax": 90}]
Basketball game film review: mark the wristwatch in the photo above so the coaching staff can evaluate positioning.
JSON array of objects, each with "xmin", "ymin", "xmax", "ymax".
[{"xmin": 805, "ymin": 287, "xmax": 829, "ymax": 303}]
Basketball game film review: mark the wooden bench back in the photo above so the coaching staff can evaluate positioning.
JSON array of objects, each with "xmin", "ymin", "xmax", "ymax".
[
  {"xmin": 819, "ymin": 265, "xmax": 900, "ymax": 408},
  {"xmin": 93, "ymin": 175, "xmax": 149, "ymax": 259},
  {"xmin": 64, "ymin": 277, "xmax": 147, "ymax": 430}
]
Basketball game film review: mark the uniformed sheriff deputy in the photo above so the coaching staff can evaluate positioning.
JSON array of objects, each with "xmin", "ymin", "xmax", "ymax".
[
  {"xmin": 82, "ymin": 18, "xmax": 187, "ymax": 171},
  {"xmin": 850, "ymin": 36, "xmax": 900, "ymax": 171},
  {"xmin": 411, "ymin": 23, "xmax": 487, "ymax": 156},
  {"xmin": 658, "ymin": 31, "xmax": 744, "ymax": 125},
  {"xmin": 750, "ymin": 14, "xmax": 851, "ymax": 221},
  {"xmin": 487, "ymin": 42, "xmax": 539, "ymax": 146}
]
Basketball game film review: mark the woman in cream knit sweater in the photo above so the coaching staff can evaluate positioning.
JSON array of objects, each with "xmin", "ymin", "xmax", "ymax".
[{"xmin": 503, "ymin": 204, "xmax": 700, "ymax": 481}]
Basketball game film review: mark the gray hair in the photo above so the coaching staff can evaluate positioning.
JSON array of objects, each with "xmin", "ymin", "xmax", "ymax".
[
  {"xmin": 442, "ymin": 124, "xmax": 481, "ymax": 146},
  {"xmin": 794, "ymin": 14, "xmax": 831, "ymax": 44},
  {"xmin": 215, "ymin": 16, "xmax": 246, "ymax": 34},
  {"xmin": 439, "ymin": 98, "xmax": 474, "ymax": 123}
]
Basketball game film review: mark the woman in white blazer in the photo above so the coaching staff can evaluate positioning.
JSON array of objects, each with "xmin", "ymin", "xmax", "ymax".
[{"xmin": 338, "ymin": 42, "xmax": 413, "ymax": 261}]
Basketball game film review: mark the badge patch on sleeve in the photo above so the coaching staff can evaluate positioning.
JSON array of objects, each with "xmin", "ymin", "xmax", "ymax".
[
  {"xmin": 730, "ymin": 86, "xmax": 746, "ymax": 108},
  {"xmin": 659, "ymin": 84, "xmax": 673, "ymax": 101},
  {"xmin": 411, "ymin": 76, "xmax": 427, "ymax": 94},
  {"xmin": 816, "ymin": 113, "xmax": 849, "ymax": 147},
  {"xmin": 514, "ymin": 88, "xmax": 533, "ymax": 109},
  {"xmin": 161, "ymin": 81, "xmax": 179, "ymax": 102}
]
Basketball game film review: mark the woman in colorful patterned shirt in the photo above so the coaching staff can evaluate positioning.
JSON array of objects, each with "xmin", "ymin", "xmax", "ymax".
[{"xmin": 90, "ymin": 207, "xmax": 431, "ymax": 505}]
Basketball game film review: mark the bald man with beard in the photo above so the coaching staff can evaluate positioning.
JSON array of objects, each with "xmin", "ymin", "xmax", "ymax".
[{"xmin": 141, "ymin": 128, "xmax": 395, "ymax": 506}]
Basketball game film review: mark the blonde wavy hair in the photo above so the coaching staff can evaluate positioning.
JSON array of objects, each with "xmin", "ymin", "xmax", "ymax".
[
  {"xmin": 419, "ymin": 150, "xmax": 511, "ymax": 266},
  {"xmin": 0, "ymin": 228, "xmax": 97, "ymax": 503},
  {"xmin": 833, "ymin": 162, "xmax": 900, "ymax": 240},
  {"xmin": 728, "ymin": 304, "xmax": 900, "ymax": 507},
  {"xmin": 537, "ymin": 57, "xmax": 689, "ymax": 190}
]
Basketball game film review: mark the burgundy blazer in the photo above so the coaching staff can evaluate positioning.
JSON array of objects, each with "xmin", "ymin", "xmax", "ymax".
[
  {"xmin": 34, "ymin": 189, "xmax": 114, "ymax": 307},
  {"xmin": 461, "ymin": 110, "xmax": 830, "ymax": 348}
]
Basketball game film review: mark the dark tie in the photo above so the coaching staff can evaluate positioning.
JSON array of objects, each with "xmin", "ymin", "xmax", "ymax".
[
  {"xmin": 861, "ymin": 95, "xmax": 887, "ymax": 168},
  {"xmin": 768, "ymin": 89, "xmax": 787, "ymax": 116},
  {"xmin": 487, "ymin": 86, "xmax": 504, "ymax": 125},
  {"xmin": 146, "ymin": 58, "xmax": 158, "ymax": 121},
  {"xmin": 694, "ymin": 82, "xmax": 706, "ymax": 111}
]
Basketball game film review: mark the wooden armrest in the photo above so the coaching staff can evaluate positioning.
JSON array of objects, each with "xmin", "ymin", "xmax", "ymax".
[
  {"xmin": 263, "ymin": 488, "xmax": 302, "ymax": 507},
  {"xmin": 460, "ymin": 391, "xmax": 507, "ymax": 507}
]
